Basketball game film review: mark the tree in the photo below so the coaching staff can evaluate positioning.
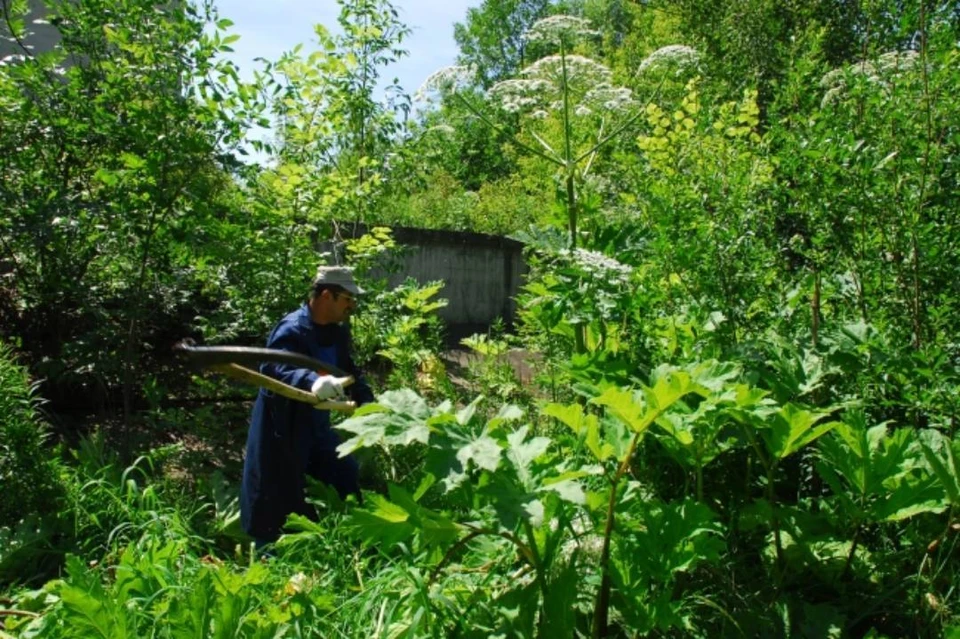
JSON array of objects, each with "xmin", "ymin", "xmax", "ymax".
[
  {"xmin": 0, "ymin": 0, "xmax": 262, "ymax": 425},
  {"xmin": 264, "ymin": 0, "xmax": 411, "ymax": 224},
  {"xmin": 454, "ymin": 0, "xmax": 553, "ymax": 88},
  {"xmin": 660, "ymin": 0, "xmax": 863, "ymax": 108}
]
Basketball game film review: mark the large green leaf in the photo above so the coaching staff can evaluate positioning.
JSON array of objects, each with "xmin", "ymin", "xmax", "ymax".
[
  {"xmin": 335, "ymin": 389, "xmax": 438, "ymax": 456},
  {"xmin": 875, "ymin": 476, "xmax": 948, "ymax": 521},
  {"xmin": 543, "ymin": 401, "xmax": 593, "ymax": 435},
  {"xmin": 456, "ymin": 433, "xmax": 502, "ymax": 474},
  {"xmin": 586, "ymin": 416, "xmax": 619, "ymax": 462},
  {"xmin": 591, "ymin": 370, "xmax": 694, "ymax": 436},
  {"xmin": 816, "ymin": 415, "xmax": 948, "ymax": 524},
  {"xmin": 540, "ymin": 554, "xmax": 582, "ymax": 636},
  {"xmin": 540, "ymin": 470, "xmax": 589, "ymax": 505},
  {"xmin": 344, "ymin": 492, "xmax": 416, "ymax": 548},
  {"xmin": 544, "ymin": 400, "xmax": 616, "ymax": 462},
  {"xmin": 919, "ymin": 430, "xmax": 960, "ymax": 507},
  {"xmin": 388, "ymin": 484, "xmax": 460, "ymax": 547},
  {"xmin": 58, "ymin": 584, "xmax": 128, "ymax": 639},
  {"xmin": 685, "ymin": 359, "xmax": 741, "ymax": 394},
  {"xmin": 816, "ymin": 411, "xmax": 929, "ymax": 522},
  {"xmin": 645, "ymin": 369, "xmax": 697, "ymax": 419},
  {"xmin": 58, "ymin": 556, "xmax": 132, "ymax": 639},
  {"xmin": 613, "ymin": 498, "xmax": 724, "ymax": 587},
  {"xmin": 479, "ymin": 472, "xmax": 546, "ymax": 529},
  {"xmin": 505, "ymin": 425, "xmax": 550, "ymax": 491},
  {"xmin": 763, "ymin": 403, "xmax": 838, "ymax": 460}
]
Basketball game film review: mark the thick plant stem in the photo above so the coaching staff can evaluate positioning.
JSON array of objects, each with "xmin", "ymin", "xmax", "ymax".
[
  {"xmin": 911, "ymin": 0, "xmax": 933, "ymax": 350},
  {"xmin": 696, "ymin": 459, "xmax": 704, "ymax": 503},
  {"xmin": 592, "ymin": 432, "xmax": 641, "ymax": 638},
  {"xmin": 811, "ymin": 268, "xmax": 821, "ymax": 349},
  {"xmin": 522, "ymin": 519, "xmax": 553, "ymax": 638},
  {"xmin": 745, "ymin": 428, "xmax": 784, "ymax": 582},
  {"xmin": 560, "ymin": 40, "xmax": 575, "ymax": 250},
  {"xmin": 558, "ymin": 41, "xmax": 584, "ymax": 354},
  {"xmin": 767, "ymin": 468, "xmax": 784, "ymax": 579},
  {"xmin": 429, "ymin": 528, "xmax": 485, "ymax": 583},
  {"xmin": 841, "ymin": 523, "xmax": 862, "ymax": 581},
  {"xmin": 568, "ymin": 170, "xmax": 585, "ymax": 354}
]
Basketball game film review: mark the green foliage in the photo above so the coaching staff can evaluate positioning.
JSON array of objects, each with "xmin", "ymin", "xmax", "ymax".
[
  {"xmin": 0, "ymin": 0, "xmax": 265, "ymax": 415},
  {"xmin": 0, "ymin": 343, "xmax": 63, "ymax": 530},
  {"xmin": 818, "ymin": 411, "xmax": 945, "ymax": 523},
  {"xmin": 611, "ymin": 498, "xmax": 724, "ymax": 634},
  {"xmin": 4, "ymin": 0, "xmax": 960, "ymax": 636},
  {"xmin": 259, "ymin": 0, "xmax": 412, "ymax": 224},
  {"xmin": 770, "ymin": 20, "xmax": 960, "ymax": 350},
  {"xmin": 920, "ymin": 430, "xmax": 960, "ymax": 509},
  {"xmin": 351, "ymin": 278, "xmax": 449, "ymax": 391},
  {"xmin": 631, "ymin": 82, "xmax": 778, "ymax": 333},
  {"xmin": 453, "ymin": 0, "xmax": 554, "ymax": 87},
  {"xmin": 7, "ymin": 541, "xmax": 334, "ymax": 638}
]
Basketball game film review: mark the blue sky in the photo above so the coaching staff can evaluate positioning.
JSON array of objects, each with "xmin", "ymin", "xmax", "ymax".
[{"xmin": 214, "ymin": 0, "xmax": 480, "ymax": 97}]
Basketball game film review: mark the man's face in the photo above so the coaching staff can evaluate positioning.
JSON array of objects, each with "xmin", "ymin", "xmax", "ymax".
[{"xmin": 329, "ymin": 290, "xmax": 357, "ymax": 322}]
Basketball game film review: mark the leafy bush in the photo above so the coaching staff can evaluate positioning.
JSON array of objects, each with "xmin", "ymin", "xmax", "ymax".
[
  {"xmin": 0, "ymin": 343, "xmax": 63, "ymax": 530},
  {"xmin": 351, "ymin": 278, "xmax": 449, "ymax": 392}
]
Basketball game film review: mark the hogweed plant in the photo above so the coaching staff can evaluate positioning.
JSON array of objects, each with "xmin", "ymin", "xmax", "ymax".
[
  {"xmin": 417, "ymin": 17, "xmax": 699, "ymax": 353},
  {"xmin": 332, "ymin": 358, "xmax": 747, "ymax": 637},
  {"xmin": 415, "ymin": 21, "xmax": 678, "ymax": 241}
]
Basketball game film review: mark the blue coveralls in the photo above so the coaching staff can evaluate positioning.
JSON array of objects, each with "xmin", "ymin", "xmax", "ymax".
[{"xmin": 240, "ymin": 304, "xmax": 374, "ymax": 542}]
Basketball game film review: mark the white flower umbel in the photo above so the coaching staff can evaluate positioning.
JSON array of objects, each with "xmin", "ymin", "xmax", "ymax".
[
  {"xmin": 524, "ymin": 54, "xmax": 612, "ymax": 88},
  {"xmin": 487, "ymin": 54, "xmax": 635, "ymax": 121},
  {"xmin": 582, "ymin": 84, "xmax": 638, "ymax": 113},
  {"xmin": 819, "ymin": 50, "xmax": 919, "ymax": 108},
  {"xmin": 486, "ymin": 77, "xmax": 552, "ymax": 113},
  {"xmin": 559, "ymin": 248, "xmax": 633, "ymax": 284},
  {"xmin": 637, "ymin": 45, "xmax": 701, "ymax": 75},
  {"xmin": 413, "ymin": 64, "xmax": 475, "ymax": 105},
  {"xmin": 523, "ymin": 15, "xmax": 600, "ymax": 46},
  {"xmin": 0, "ymin": 54, "xmax": 27, "ymax": 67},
  {"xmin": 423, "ymin": 124, "xmax": 456, "ymax": 137}
]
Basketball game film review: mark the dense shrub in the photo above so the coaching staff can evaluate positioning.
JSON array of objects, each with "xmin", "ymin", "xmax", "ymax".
[{"xmin": 0, "ymin": 342, "xmax": 63, "ymax": 530}]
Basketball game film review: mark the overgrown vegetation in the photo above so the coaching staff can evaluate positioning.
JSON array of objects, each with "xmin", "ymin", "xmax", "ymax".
[{"xmin": 2, "ymin": 0, "xmax": 959, "ymax": 637}]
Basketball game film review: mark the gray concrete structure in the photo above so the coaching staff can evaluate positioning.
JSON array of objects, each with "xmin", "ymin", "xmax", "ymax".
[
  {"xmin": 325, "ymin": 224, "xmax": 529, "ymax": 341},
  {"xmin": 0, "ymin": 0, "xmax": 62, "ymax": 62}
]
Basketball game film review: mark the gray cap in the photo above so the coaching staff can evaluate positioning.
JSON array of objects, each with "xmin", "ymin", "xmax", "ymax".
[{"xmin": 313, "ymin": 265, "xmax": 364, "ymax": 295}]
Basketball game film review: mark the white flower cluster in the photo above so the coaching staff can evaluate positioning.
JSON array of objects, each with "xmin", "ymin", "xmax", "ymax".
[
  {"xmin": 580, "ymin": 84, "xmax": 637, "ymax": 114},
  {"xmin": 560, "ymin": 248, "xmax": 633, "ymax": 282},
  {"xmin": 486, "ymin": 77, "xmax": 551, "ymax": 113},
  {"xmin": 523, "ymin": 15, "xmax": 600, "ymax": 46},
  {"xmin": 413, "ymin": 64, "xmax": 475, "ymax": 104},
  {"xmin": 524, "ymin": 54, "xmax": 612, "ymax": 86},
  {"xmin": 487, "ymin": 53, "xmax": 629, "ymax": 119},
  {"xmin": 820, "ymin": 50, "xmax": 919, "ymax": 108},
  {"xmin": 637, "ymin": 45, "xmax": 700, "ymax": 75},
  {"xmin": 871, "ymin": 50, "xmax": 920, "ymax": 74},
  {"xmin": 423, "ymin": 124, "xmax": 456, "ymax": 137}
]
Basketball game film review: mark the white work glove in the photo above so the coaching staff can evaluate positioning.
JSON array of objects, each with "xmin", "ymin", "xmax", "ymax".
[{"xmin": 311, "ymin": 375, "xmax": 350, "ymax": 401}]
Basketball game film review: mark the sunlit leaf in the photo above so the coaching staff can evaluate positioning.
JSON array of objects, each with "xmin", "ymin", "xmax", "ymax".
[
  {"xmin": 456, "ymin": 433, "xmax": 501, "ymax": 473},
  {"xmin": 920, "ymin": 430, "xmax": 960, "ymax": 506},
  {"xmin": 764, "ymin": 404, "xmax": 837, "ymax": 460},
  {"xmin": 543, "ymin": 402, "xmax": 589, "ymax": 434},
  {"xmin": 344, "ymin": 493, "xmax": 414, "ymax": 548}
]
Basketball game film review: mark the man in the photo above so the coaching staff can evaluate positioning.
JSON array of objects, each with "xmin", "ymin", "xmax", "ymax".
[{"xmin": 240, "ymin": 265, "xmax": 375, "ymax": 546}]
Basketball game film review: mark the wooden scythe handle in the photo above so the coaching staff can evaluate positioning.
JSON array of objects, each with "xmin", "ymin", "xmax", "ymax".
[{"xmin": 209, "ymin": 364, "xmax": 356, "ymax": 413}]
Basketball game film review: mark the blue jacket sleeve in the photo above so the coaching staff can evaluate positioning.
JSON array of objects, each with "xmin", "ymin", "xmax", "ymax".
[{"xmin": 258, "ymin": 319, "xmax": 320, "ymax": 392}]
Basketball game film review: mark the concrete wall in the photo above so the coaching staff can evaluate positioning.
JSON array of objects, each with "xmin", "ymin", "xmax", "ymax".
[
  {"xmin": 0, "ymin": 0, "xmax": 62, "ymax": 63},
  {"xmin": 326, "ymin": 224, "xmax": 528, "ymax": 340}
]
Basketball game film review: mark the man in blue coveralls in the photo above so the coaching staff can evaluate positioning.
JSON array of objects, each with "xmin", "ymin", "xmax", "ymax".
[{"xmin": 240, "ymin": 266, "xmax": 375, "ymax": 547}]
